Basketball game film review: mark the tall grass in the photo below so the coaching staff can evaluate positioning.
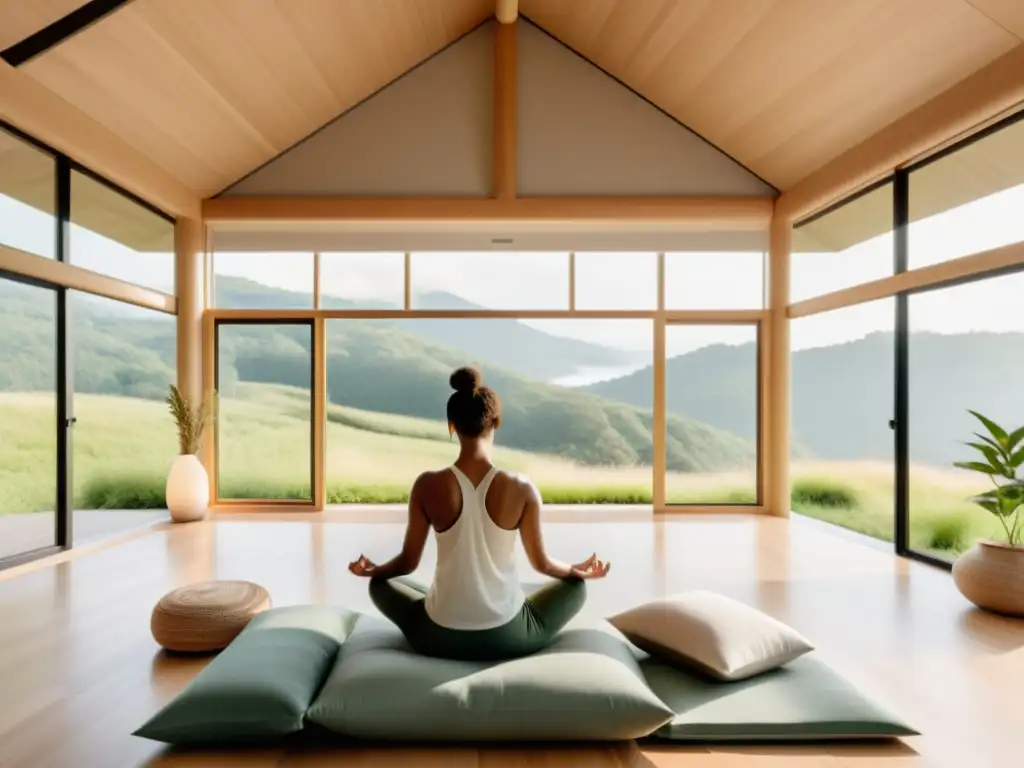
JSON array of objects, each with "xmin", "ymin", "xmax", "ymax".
[{"xmin": 0, "ymin": 388, "xmax": 1006, "ymax": 557}]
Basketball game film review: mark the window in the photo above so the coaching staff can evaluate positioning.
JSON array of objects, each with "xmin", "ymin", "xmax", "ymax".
[
  {"xmin": 320, "ymin": 252, "xmax": 404, "ymax": 309},
  {"xmin": 0, "ymin": 277, "xmax": 58, "ymax": 559},
  {"xmin": 411, "ymin": 252, "xmax": 569, "ymax": 310},
  {"xmin": 71, "ymin": 293, "xmax": 176, "ymax": 541},
  {"xmin": 214, "ymin": 252, "xmax": 315, "ymax": 308},
  {"xmin": 907, "ymin": 271, "xmax": 1024, "ymax": 560},
  {"xmin": 664, "ymin": 324, "xmax": 759, "ymax": 504},
  {"xmin": 664, "ymin": 251, "xmax": 765, "ymax": 309},
  {"xmin": 0, "ymin": 127, "xmax": 56, "ymax": 259},
  {"xmin": 69, "ymin": 171, "xmax": 175, "ymax": 292},
  {"xmin": 909, "ymin": 117, "xmax": 1024, "ymax": 269},
  {"xmin": 324, "ymin": 318, "xmax": 653, "ymax": 503},
  {"xmin": 215, "ymin": 321, "xmax": 314, "ymax": 501},
  {"xmin": 790, "ymin": 299, "xmax": 894, "ymax": 541},
  {"xmin": 791, "ymin": 182, "xmax": 893, "ymax": 302},
  {"xmin": 574, "ymin": 252, "xmax": 657, "ymax": 309}
]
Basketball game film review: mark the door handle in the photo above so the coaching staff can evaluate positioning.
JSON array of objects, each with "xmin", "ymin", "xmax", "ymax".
[
  {"xmin": 66, "ymin": 417, "xmax": 77, "ymax": 427},
  {"xmin": 888, "ymin": 419, "xmax": 896, "ymax": 430}
]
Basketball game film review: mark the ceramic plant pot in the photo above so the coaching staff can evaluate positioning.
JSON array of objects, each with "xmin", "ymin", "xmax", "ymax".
[
  {"xmin": 166, "ymin": 454, "xmax": 210, "ymax": 523},
  {"xmin": 952, "ymin": 540, "xmax": 1024, "ymax": 617}
]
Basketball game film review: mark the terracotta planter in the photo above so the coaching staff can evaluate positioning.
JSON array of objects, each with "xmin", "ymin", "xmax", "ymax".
[
  {"xmin": 166, "ymin": 454, "xmax": 210, "ymax": 523},
  {"xmin": 952, "ymin": 540, "xmax": 1024, "ymax": 617}
]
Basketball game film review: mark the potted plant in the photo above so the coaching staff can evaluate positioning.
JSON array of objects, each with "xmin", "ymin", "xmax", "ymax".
[
  {"xmin": 951, "ymin": 410, "xmax": 1024, "ymax": 617},
  {"xmin": 166, "ymin": 385, "xmax": 216, "ymax": 523}
]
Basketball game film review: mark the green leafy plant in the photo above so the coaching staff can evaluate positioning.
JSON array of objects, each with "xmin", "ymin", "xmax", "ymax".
[
  {"xmin": 954, "ymin": 410, "xmax": 1024, "ymax": 547},
  {"xmin": 166, "ymin": 385, "xmax": 216, "ymax": 456}
]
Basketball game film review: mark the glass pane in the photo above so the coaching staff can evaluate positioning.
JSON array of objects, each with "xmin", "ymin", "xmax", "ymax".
[
  {"xmin": 71, "ymin": 293, "xmax": 175, "ymax": 542},
  {"xmin": 791, "ymin": 182, "xmax": 893, "ymax": 302},
  {"xmin": 214, "ymin": 252, "xmax": 315, "ymax": 308},
  {"xmin": 574, "ymin": 252, "xmax": 657, "ymax": 310},
  {"xmin": 0, "ymin": 128, "xmax": 56, "ymax": 259},
  {"xmin": 69, "ymin": 171, "xmax": 175, "ymax": 292},
  {"xmin": 320, "ymin": 252, "xmax": 404, "ymax": 309},
  {"xmin": 909, "ymin": 118, "xmax": 1024, "ymax": 268},
  {"xmin": 411, "ymin": 252, "xmax": 569, "ymax": 310},
  {"xmin": 790, "ymin": 299, "xmax": 894, "ymax": 540},
  {"xmin": 324, "ymin": 318, "xmax": 653, "ymax": 503},
  {"xmin": 664, "ymin": 252, "xmax": 765, "ymax": 309},
  {"xmin": 0, "ymin": 278, "xmax": 57, "ymax": 558},
  {"xmin": 216, "ymin": 322, "xmax": 313, "ymax": 500},
  {"xmin": 664, "ymin": 325, "xmax": 759, "ymax": 504},
  {"xmin": 908, "ymin": 272, "xmax": 1024, "ymax": 560}
]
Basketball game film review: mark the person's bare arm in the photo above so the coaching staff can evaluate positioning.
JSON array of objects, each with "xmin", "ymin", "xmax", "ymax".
[
  {"xmin": 349, "ymin": 474, "xmax": 431, "ymax": 579},
  {"xmin": 518, "ymin": 480, "xmax": 610, "ymax": 580}
]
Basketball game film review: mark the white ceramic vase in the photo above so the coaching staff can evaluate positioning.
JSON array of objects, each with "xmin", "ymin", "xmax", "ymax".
[{"xmin": 166, "ymin": 454, "xmax": 210, "ymax": 523}]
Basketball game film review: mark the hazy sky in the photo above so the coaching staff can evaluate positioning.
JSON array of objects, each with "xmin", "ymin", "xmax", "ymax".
[{"xmin": 3, "ymin": 181, "xmax": 1024, "ymax": 359}]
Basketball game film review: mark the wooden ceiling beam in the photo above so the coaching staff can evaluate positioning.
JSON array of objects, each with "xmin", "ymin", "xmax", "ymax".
[
  {"xmin": 201, "ymin": 195, "xmax": 773, "ymax": 229},
  {"xmin": 0, "ymin": 59, "xmax": 199, "ymax": 218},
  {"xmin": 493, "ymin": 19, "xmax": 516, "ymax": 200},
  {"xmin": 778, "ymin": 44, "xmax": 1024, "ymax": 223},
  {"xmin": 495, "ymin": 0, "xmax": 518, "ymax": 24}
]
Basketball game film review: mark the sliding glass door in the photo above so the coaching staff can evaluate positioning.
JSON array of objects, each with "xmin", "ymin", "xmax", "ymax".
[{"xmin": 0, "ymin": 275, "xmax": 68, "ymax": 564}]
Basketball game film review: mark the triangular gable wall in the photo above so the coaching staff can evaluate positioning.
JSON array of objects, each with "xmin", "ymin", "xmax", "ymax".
[
  {"xmin": 220, "ymin": 18, "xmax": 774, "ymax": 199},
  {"xmin": 517, "ymin": 20, "xmax": 774, "ymax": 197}
]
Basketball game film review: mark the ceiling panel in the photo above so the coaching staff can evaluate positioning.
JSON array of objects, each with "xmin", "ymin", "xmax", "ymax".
[
  {"xmin": 0, "ymin": 0, "xmax": 89, "ymax": 51},
  {"xmin": 21, "ymin": 0, "xmax": 492, "ymax": 196},
  {"xmin": 520, "ymin": 0, "xmax": 1019, "ymax": 189}
]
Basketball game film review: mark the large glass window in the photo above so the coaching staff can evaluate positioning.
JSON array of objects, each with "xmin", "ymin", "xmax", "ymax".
[
  {"xmin": 0, "ymin": 277, "xmax": 58, "ymax": 559},
  {"xmin": 69, "ymin": 171, "xmax": 175, "ymax": 292},
  {"xmin": 574, "ymin": 252, "xmax": 657, "ymax": 309},
  {"xmin": 320, "ymin": 252, "xmax": 404, "ymax": 309},
  {"xmin": 791, "ymin": 182, "xmax": 894, "ymax": 302},
  {"xmin": 0, "ymin": 127, "xmax": 56, "ymax": 259},
  {"xmin": 71, "ymin": 292, "xmax": 175, "ymax": 542},
  {"xmin": 216, "ymin": 321, "xmax": 314, "ymax": 501},
  {"xmin": 907, "ymin": 272, "xmax": 1024, "ymax": 560},
  {"xmin": 909, "ymin": 117, "xmax": 1024, "ymax": 269},
  {"xmin": 664, "ymin": 324, "xmax": 759, "ymax": 504},
  {"xmin": 213, "ymin": 252, "xmax": 315, "ymax": 309},
  {"xmin": 411, "ymin": 252, "xmax": 569, "ymax": 310},
  {"xmin": 790, "ymin": 299, "xmax": 894, "ymax": 540},
  {"xmin": 664, "ymin": 251, "xmax": 764, "ymax": 310},
  {"xmin": 324, "ymin": 318, "xmax": 654, "ymax": 504}
]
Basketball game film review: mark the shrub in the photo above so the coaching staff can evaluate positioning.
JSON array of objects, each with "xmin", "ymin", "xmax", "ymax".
[
  {"xmin": 791, "ymin": 478, "xmax": 858, "ymax": 511},
  {"xmin": 79, "ymin": 476, "xmax": 166, "ymax": 509},
  {"xmin": 918, "ymin": 514, "xmax": 970, "ymax": 553}
]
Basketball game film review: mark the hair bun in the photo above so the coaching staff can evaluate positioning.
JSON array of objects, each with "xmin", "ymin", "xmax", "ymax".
[{"xmin": 450, "ymin": 366, "xmax": 482, "ymax": 394}]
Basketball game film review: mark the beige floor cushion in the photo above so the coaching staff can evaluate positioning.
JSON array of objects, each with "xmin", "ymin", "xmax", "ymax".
[{"xmin": 151, "ymin": 580, "xmax": 271, "ymax": 652}]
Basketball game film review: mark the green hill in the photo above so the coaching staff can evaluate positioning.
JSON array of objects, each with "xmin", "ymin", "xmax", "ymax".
[{"xmin": 0, "ymin": 279, "xmax": 753, "ymax": 473}]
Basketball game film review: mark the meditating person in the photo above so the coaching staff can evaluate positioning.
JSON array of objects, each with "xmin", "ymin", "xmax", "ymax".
[{"xmin": 348, "ymin": 366, "xmax": 610, "ymax": 661}]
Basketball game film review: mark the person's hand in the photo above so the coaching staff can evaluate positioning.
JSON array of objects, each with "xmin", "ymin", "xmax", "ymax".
[
  {"xmin": 348, "ymin": 555, "xmax": 377, "ymax": 577},
  {"xmin": 570, "ymin": 553, "xmax": 611, "ymax": 579}
]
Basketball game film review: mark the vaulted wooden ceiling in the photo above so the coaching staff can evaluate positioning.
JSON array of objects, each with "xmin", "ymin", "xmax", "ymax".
[{"xmin": 2, "ymin": 0, "xmax": 1023, "ymax": 200}]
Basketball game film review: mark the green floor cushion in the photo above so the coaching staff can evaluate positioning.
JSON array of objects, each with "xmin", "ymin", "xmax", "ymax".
[
  {"xmin": 306, "ymin": 615, "xmax": 675, "ymax": 742},
  {"xmin": 640, "ymin": 654, "xmax": 918, "ymax": 741},
  {"xmin": 135, "ymin": 605, "xmax": 359, "ymax": 745}
]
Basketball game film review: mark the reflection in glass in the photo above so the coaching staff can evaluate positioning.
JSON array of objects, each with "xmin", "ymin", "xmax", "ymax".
[{"xmin": 0, "ymin": 127, "xmax": 56, "ymax": 259}]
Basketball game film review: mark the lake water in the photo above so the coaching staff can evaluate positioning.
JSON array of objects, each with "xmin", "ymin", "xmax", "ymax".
[{"xmin": 550, "ymin": 363, "xmax": 648, "ymax": 388}]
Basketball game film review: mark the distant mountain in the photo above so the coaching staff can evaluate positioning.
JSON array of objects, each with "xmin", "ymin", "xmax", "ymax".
[
  {"xmin": 0, "ymin": 279, "xmax": 753, "ymax": 473},
  {"xmin": 585, "ymin": 331, "xmax": 1024, "ymax": 466},
  {"xmin": 218, "ymin": 277, "xmax": 643, "ymax": 380}
]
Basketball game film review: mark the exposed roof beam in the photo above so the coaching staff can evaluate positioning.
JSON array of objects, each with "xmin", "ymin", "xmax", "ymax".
[
  {"xmin": 778, "ymin": 44, "xmax": 1024, "ymax": 223},
  {"xmin": 1, "ymin": 0, "xmax": 135, "ymax": 67},
  {"xmin": 0, "ymin": 59, "xmax": 200, "ymax": 218},
  {"xmin": 202, "ymin": 195, "xmax": 773, "ymax": 229},
  {"xmin": 496, "ymin": 0, "xmax": 518, "ymax": 24}
]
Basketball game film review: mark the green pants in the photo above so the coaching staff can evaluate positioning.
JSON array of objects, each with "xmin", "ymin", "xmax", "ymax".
[{"xmin": 369, "ymin": 575, "xmax": 586, "ymax": 662}]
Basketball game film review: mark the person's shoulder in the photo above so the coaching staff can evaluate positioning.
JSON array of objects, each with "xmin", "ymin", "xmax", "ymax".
[
  {"xmin": 494, "ymin": 470, "xmax": 540, "ymax": 502},
  {"xmin": 412, "ymin": 469, "xmax": 453, "ymax": 489}
]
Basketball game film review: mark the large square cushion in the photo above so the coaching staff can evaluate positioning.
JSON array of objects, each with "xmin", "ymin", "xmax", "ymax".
[
  {"xmin": 135, "ymin": 605, "xmax": 358, "ymax": 745},
  {"xmin": 641, "ymin": 655, "xmax": 918, "ymax": 741},
  {"xmin": 306, "ymin": 615, "xmax": 674, "ymax": 741}
]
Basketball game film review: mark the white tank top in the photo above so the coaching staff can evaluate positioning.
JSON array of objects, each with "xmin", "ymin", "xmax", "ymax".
[{"xmin": 424, "ymin": 466, "xmax": 526, "ymax": 630}]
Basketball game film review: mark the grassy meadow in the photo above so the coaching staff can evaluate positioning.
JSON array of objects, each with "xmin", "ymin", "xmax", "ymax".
[{"xmin": 0, "ymin": 386, "xmax": 1002, "ymax": 557}]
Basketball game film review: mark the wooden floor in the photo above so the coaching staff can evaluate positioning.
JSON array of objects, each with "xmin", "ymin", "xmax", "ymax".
[{"xmin": 1, "ymin": 509, "xmax": 1022, "ymax": 767}]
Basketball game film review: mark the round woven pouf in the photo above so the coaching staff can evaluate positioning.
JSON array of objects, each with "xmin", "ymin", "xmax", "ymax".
[{"xmin": 151, "ymin": 580, "xmax": 271, "ymax": 653}]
